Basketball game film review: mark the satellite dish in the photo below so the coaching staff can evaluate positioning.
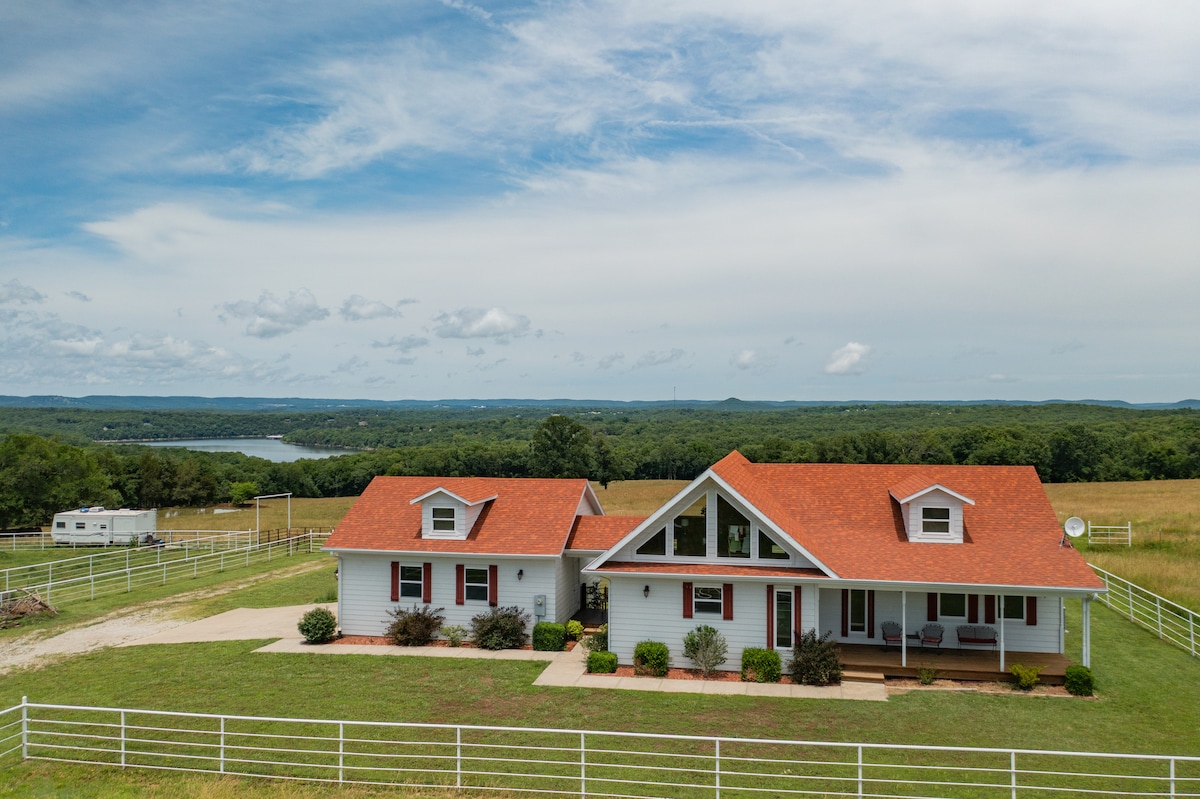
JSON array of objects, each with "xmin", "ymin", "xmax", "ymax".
[{"xmin": 1064, "ymin": 517, "xmax": 1086, "ymax": 538}]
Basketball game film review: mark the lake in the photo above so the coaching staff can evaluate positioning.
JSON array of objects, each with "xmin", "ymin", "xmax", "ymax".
[{"xmin": 133, "ymin": 438, "xmax": 347, "ymax": 462}]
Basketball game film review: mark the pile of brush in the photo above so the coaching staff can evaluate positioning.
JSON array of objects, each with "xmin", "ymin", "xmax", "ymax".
[{"xmin": 0, "ymin": 588, "xmax": 57, "ymax": 628}]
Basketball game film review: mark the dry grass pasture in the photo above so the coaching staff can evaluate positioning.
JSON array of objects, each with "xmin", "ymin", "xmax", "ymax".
[{"xmin": 156, "ymin": 496, "xmax": 357, "ymax": 534}]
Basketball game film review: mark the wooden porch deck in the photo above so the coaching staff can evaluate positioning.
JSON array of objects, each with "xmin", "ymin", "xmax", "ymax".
[{"xmin": 838, "ymin": 643, "xmax": 1070, "ymax": 684}]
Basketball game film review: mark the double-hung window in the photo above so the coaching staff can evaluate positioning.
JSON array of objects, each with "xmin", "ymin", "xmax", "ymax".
[
  {"xmin": 398, "ymin": 565, "xmax": 423, "ymax": 598},
  {"xmin": 1002, "ymin": 595, "xmax": 1025, "ymax": 621},
  {"xmin": 848, "ymin": 588, "xmax": 867, "ymax": 633},
  {"xmin": 432, "ymin": 507, "xmax": 456, "ymax": 532},
  {"xmin": 464, "ymin": 567, "xmax": 489, "ymax": 602},
  {"xmin": 694, "ymin": 586, "xmax": 723, "ymax": 614},
  {"xmin": 921, "ymin": 506, "xmax": 951, "ymax": 534}
]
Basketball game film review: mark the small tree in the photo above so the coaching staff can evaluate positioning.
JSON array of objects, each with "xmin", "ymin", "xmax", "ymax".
[
  {"xmin": 789, "ymin": 629, "xmax": 842, "ymax": 686},
  {"xmin": 682, "ymin": 625, "xmax": 728, "ymax": 678},
  {"xmin": 297, "ymin": 607, "xmax": 338, "ymax": 644},
  {"xmin": 229, "ymin": 481, "xmax": 258, "ymax": 506}
]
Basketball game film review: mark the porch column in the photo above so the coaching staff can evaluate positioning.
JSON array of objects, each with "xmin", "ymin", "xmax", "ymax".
[
  {"xmin": 813, "ymin": 586, "xmax": 820, "ymax": 635},
  {"xmin": 1082, "ymin": 595, "xmax": 1092, "ymax": 668},
  {"xmin": 997, "ymin": 594, "xmax": 1005, "ymax": 673},
  {"xmin": 901, "ymin": 591, "xmax": 907, "ymax": 668}
]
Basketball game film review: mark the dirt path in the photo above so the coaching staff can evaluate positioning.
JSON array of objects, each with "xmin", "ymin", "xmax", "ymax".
[{"xmin": 0, "ymin": 559, "xmax": 329, "ymax": 676}]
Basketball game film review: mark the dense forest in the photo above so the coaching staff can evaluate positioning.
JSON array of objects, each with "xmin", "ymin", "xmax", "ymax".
[{"xmin": 2, "ymin": 402, "xmax": 1199, "ymax": 529}]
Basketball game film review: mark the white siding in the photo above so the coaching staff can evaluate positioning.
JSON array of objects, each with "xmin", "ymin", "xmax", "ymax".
[
  {"xmin": 554, "ymin": 556, "xmax": 582, "ymax": 624},
  {"xmin": 335, "ymin": 553, "xmax": 561, "ymax": 637}
]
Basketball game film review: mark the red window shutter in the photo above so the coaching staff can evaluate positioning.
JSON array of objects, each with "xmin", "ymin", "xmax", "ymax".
[
  {"xmin": 794, "ymin": 587, "xmax": 803, "ymax": 641},
  {"xmin": 682, "ymin": 582, "xmax": 693, "ymax": 619},
  {"xmin": 1026, "ymin": 596, "xmax": 1038, "ymax": 626},
  {"xmin": 765, "ymin": 585, "xmax": 775, "ymax": 650},
  {"xmin": 927, "ymin": 592, "xmax": 938, "ymax": 622},
  {"xmin": 984, "ymin": 595, "xmax": 996, "ymax": 625},
  {"xmin": 488, "ymin": 564, "xmax": 499, "ymax": 607},
  {"xmin": 455, "ymin": 564, "xmax": 465, "ymax": 605},
  {"xmin": 968, "ymin": 594, "xmax": 979, "ymax": 624},
  {"xmin": 722, "ymin": 583, "xmax": 734, "ymax": 621},
  {"xmin": 867, "ymin": 590, "xmax": 875, "ymax": 639},
  {"xmin": 840, "ymin": 588, "xmax": 849, "ymax": 638},
  {"xmin": 422, "ymin": 562, "xmax": 432, "ymax": 604},
  {"xmin": 390, "ymin": 562, "xmax": 399, "ymax": 602}
]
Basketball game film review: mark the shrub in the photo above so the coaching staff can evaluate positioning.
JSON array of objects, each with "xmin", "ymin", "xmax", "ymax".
[
  {"xmin": 385, "ymin": 604, "xmax": 445, "ymax": 646},
  {"xmin": 584, "ymin": 624, "xmax": 608, "ymax": 653},
  {"xmin": 1064, "ymin": 665, "xmax": 1095, "ymax": 696},
  {"xmin": 533, "ymin": 622, "xmax": 567, "ymax": 651},
  {"xmin": 440, "ymin": 624, "xmax": 467, "ymax": 647},
  {"xmin": 789, "ymin": 629, "xmax": 842, "ymax": 686},
  {"xmin": 917, "ymin": 667, "xmax": 939, "ymax": 686},
  {"xmin": 682, "ymin": 625, "xmax": 728, "ymax": 677},
  {"xmin": 566, "ymin": 620, "xmax": 584, "ymax": 641},
  {"xmin": 297, "ymin": 607, "xmax": 338, "ymax": 644},
  {"xmin": 633, "ymin": 640, "xmax": 670, "ymax": 676},
  {"xmin": 587, "ymin": 650, "xmax": 618, "ymax": 674},
  {"xmin": 470, "ymin": 606, "xmax": 530, "ymax": 650},
  {"xmin": 1009, "ymin": 663, "xmax": 1044, "ymax": 691},
  {"xmin": 740, "ymin": 648, "xmax": 782, "ymax": 683},
  {"xmin": 313, "ymin": 588, "xmax": 338, "ymax": 603}
]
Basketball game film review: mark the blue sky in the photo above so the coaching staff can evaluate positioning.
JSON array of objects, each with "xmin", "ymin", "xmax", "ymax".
[{"xmin": 2, "ymin": 1, "xmax": 1198, "ymax": 403}]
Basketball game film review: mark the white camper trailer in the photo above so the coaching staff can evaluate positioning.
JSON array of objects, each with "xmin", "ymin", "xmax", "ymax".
[{"xmin": 51, "ymin": 507, "xmax": 158, "ymax": 546}]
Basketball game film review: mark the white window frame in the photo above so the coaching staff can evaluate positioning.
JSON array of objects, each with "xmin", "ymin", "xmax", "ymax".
[
  {"xmin": 464, "ymin": 567, "xmax": 489, "ymax": 602},
  {"xmin": 775, "ymin": 589, "xmax": 794, "ymax": 649},
  {"xmin": 849, "ymin": 588, "xmax": 867, "ymax": 633},
  {"xmin": 432, "ymin": 507, "xmax": 456, "ymax": 532},
  {"xmin": 1002, "ymin": 594, "xmax": 1025, "ymax": 621},
  {"xmin": 921, "ymin": 506, "xmax": 951, "ymax": 535},
  {"xmin": 939, "ymin": 592, "xmax": 967, "ymax": 619},
  {"xmin": 398, "ymin": 565, "xmax": 423, "ymax": 599},
  {"xmin": 693, "ymin": 585, "xmax": 723, "ymax": 615}
]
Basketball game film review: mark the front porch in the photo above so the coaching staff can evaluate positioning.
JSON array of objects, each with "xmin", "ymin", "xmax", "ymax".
[{"xmin": 838, "ymin": 643, "xmax": 1071, "ymax": 684}]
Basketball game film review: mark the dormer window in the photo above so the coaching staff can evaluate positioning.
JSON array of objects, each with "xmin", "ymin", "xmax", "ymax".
[
  {"xmin": 921, "ymin": 507, "xmax": 951, "ymax": 535},
  {"xmin": 432, "ymin": 507, "xmax": 456, "ymax": 532}
]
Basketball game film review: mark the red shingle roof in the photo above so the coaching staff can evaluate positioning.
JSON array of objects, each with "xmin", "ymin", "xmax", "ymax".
[
  {"xmin": 323, "ymin": 476, "xmax": 595, "ymax": 556},
  {"xmin": 566, "ymin": 516, "xmax": 645, "ymax": 552},
  {"xmin": 709, "ymin": 451, "xmax": 1103, "ymax": 590}
]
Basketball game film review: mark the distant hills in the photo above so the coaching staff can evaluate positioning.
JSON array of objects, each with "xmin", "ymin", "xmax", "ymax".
[{"xmin": 1, "ymin": 395, "xmax": 1197, "ymax": 412}]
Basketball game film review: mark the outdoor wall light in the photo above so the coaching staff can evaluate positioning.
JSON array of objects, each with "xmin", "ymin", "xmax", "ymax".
[
  {"xmin": 643, "ymin": 585, "xmax": 650, "ymax": 598},
  {"xmin": 517, "ymin": 569, "xmax": 524, "ymax": 581}
]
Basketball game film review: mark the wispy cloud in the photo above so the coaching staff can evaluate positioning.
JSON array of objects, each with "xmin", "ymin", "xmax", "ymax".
[
  {"xmin": 340, "ymin": 295, "xmax": 410, "ymax": 321},
  {"xmin": 633, "ymin": 349, "xmax": 687, "ymax": 369},
  {"xmin": 825, "ymin": 342, "xmax": 871, "ymax": 375},
  {"xmin": 432, "ymin": 307, "xmax": 530, "ymax": 340},
  {"xmin": 219, "ymin": 289, "xmax": 330, "ymax": 338},
  {"xmin": 372, "ymin": 334, "xmax": 429, "ymax": 353},
  {"xmin": 0, "ymin": 279, "xmax": 45, "ymax": 304}
]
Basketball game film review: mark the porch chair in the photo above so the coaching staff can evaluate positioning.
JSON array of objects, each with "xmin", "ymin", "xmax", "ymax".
[
  {"xmin": 919, "ymin": 623, "xmax": 944, "ymax": 651},
  {"xmin": 880, "ymin": 621, "xmax": 903, "ymax": 651}
]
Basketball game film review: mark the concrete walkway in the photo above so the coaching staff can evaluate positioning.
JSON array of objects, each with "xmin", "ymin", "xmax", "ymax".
[{"xmin": 126, "ymin": 604, "xmax": 887, "ymax": 701}]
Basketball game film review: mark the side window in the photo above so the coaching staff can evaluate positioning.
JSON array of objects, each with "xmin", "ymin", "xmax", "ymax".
[
  {"xmin": 432, "ymin": 507, "xmax": 456, "ymax": 532},
  {"xmin": 939, "ymin": 593, "xmax": 967, "ymax": 618},
  {"xmin": 464, "ymin": 568, "xmax": 488, "ymax": 602},
  {"xmin": 399, "ymin": 565, "xmax": 423, "ymax": 598},
  {"xmin": 673, "ymin": 497, "xmax": 707, "ymax": 557},
  {"xmin": 922, "ymin": 506, "xmax": 951, "ymax": 534},
  {"xmin": 1002, "ymin": 595, "xmax": 1025, "ymax": 620},
  {"xmin": 694, "ymin": 585, "xmax": 723, "ymax": 614}
]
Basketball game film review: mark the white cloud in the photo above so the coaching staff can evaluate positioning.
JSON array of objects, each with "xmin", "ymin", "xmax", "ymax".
[
  {"xmin": 0, "ymin": 279, "xmax": 45, "ymax": 304},
  {"xmin": 340, "ymin": 295, "xmax": 407, "ymax": 321},
  {"xmin": 731, "ymin": 350, "xmax": 758, "ymax": 370},
  {"xmin": 372, "ymin": 335, "xmax": 429, "ymax": 353},
  {"xmin": 825, "ymin": 342, "xmax": 871, "ymax": 375},
  {"xmin": 633, "ymin": 349, "xmax": 687, "ymax": 369},
  {"xmin": 65, "ymin": 290, "xmax": 91, "ymax": 302},
  {"xmin": 432, "ymin": 307, "xmax": 530, "ymax": 340},
  {"xmin": 219, "ymin": 289, "xmax": 330, "ymax": 339}
]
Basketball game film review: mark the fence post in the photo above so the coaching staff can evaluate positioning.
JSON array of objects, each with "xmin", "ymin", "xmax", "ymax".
[
  {"xmin": 20, "ymin": 696, "xmax": 28, "ymax": 760},
  {"xmin": 1011, "ymin": 751, "xmax": 1017, "ymax": 799},
  {"xmin": 339, "ymin": 722, "xmax": 345, "ymax": 784},
  {"xmin": 457, "ymin": 727, "xmax": 462, "ymax": 789},
  {"xmin": 857, "ymin": 745, "xmax": 863, "ymax": 799},
  {"xmin": 1190, "ymin": 613, "xmax": 1195, "ymax": 658},
  {"xmin": 220, "ymin": 716, "xmax": 226, "ymax": 774},
  {"xmin": 1157, "ymin": 596, "xmax": 1164, "ymax": 639},
  {"xmin": 715, "ymin": 738, "xmax": 721, "ymax": 799},
  {"xmin": 580, "ymin": 732, "xmax": 586, "ymax": 797},
  {"xmin": 121, "ymin": 710, "xmax": 127, "ymax": 767}
]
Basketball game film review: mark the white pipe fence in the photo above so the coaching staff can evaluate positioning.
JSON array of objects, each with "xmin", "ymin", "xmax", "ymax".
[
  {"xmin": 1088, "ymin": 522, "xmax": 1132, "ymax": 547},
  {"xmin": 1, "ymin": 700, "xmax": 1198, "ymax": 797},
  {"xmin": 0, "ymin": 530, "xmax": 330, "ymax": 608},
  {"xmin": 1091, "ymin": 565, "xmax": 1199, "ymax": 658}
]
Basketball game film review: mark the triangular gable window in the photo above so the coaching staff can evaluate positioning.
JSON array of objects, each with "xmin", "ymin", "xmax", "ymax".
[
  {"xmin": 758, "ymin": 530, "xmax": 790, "ymax": 560},
  {"xmin": 636, "ymin": 527, "xmax": 666, "ymax": 556}
]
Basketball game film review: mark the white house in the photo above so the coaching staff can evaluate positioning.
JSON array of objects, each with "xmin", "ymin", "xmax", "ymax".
[{"xmin": 325, "ymin": 452, "xmax": 1105, "ymax": 673}]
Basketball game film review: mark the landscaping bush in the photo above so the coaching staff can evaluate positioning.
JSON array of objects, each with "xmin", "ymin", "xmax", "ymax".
[
  {"xmin": 789, "ymin": 629, "xmax": 842, "ymax": 686},
  {"xmin": 584, "ymin": 624, "xmax": 608, "ymax": 653},
  {"xmin": 1009, "ymin": 662, "xmax": 1045, "ymax": 691},
  {"xmin": 385, "ymin": 604, "xmax": 445, "ymax": 646},
  {"xmin": 470, "ymin": 606, "xmax": 530, "ymax": 650},
  {"xmin": 566, "ymin": 620, "xmax": 584, "ymax": 641},
  {"xmin": 297, "ymin": 607, "xmax": 338, "ymax": 644},
  {"xmin": 740, "ymin": 648, "xmax": 782, "ymax": 683},
  {"xmin": 917, "ymin": 667, "xmax": 939, "ymax": 686},
  {"xmin": 532, "ymin": 621, "xmax": 567, "ymax": 651},
  {"xmin": 440, "ymin": 624, "xmax": 467, "ymax": 647},
  {"xmin": 1064, "ymin": 665, "xmax": 1095, "ymax": 696},
  {"xmin": 587, "ymin": 651, "xmax": 618, "ymax": 674},
  {"xmin": 682, "ymin": 625, "xmax": 728, "ymax": 677},
  {"xmin": 633, "ymin": 640, "xmax": 670, "ymax": 676}
]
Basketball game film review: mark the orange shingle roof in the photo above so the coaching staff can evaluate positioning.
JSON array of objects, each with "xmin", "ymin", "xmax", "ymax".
[
  {"xmin": 323, "ymin": 476, "xmax": 595, "ymax": 556},
  {"xmin": 709, "ymin": 452, "xmax": 1103, "ymax": 590},
  {"xmin": 566, "ymin": 516, "xmax": 645, "ymax": 551}
]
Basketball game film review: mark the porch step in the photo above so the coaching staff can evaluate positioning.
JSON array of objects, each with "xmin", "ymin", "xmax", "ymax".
[{"xmin": 842, "ymin": 670, "xmax": 886, "ymax": 684}]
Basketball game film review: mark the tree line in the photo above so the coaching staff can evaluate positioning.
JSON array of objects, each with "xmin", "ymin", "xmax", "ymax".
[{"xmin": 2, "ymin": 403, "xmax": 1199, "ymax": 529}]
